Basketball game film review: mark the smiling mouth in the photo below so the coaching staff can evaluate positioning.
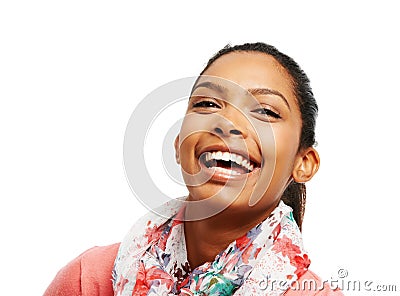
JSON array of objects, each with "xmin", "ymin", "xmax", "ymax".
[{"xmin": 199, "ymin": 151, "xmax": 258, "ymax": 176}]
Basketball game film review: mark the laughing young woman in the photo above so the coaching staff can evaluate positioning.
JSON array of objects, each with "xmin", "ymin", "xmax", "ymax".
[{"xmin": 45, "ymin": 43, "xmax": 343, "ymax": 295}]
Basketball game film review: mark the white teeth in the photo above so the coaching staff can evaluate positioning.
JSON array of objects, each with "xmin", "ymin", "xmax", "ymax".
[
  {"xmin": 202, "ymin": 151, "xmax": 254, "ymax": 172},
  {"xmin": 242, "ymin": 159, "xmax": 249, "ymax": 168}
]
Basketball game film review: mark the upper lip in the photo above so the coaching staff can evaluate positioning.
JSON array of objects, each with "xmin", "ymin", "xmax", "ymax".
[{"xmin": 196, "ymin": 143, "xmax": 261, "ymax": 166}]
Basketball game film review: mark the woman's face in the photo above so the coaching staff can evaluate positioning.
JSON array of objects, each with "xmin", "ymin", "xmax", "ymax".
[{"xmin": 176, "ymin": 52, "xmax": 305, "ymax": 219}]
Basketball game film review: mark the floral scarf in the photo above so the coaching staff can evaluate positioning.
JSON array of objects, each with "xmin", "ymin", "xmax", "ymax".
[{"xmin": 113, "ymin": 199, "xmax": 310, "ymax": 295}]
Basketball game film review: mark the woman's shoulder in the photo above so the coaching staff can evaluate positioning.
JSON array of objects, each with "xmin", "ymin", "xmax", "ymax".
[
  {"xmin": 44, "ymin": 243, "xmax": 120, "ymax": 296},
  {"xmin": 284, "ymin": 270, "xmax": 344, "ymax": 296}
]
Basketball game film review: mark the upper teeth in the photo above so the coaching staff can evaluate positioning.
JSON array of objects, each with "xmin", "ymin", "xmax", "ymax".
[{"xmin": 204, "ymin": 151, "xmax": 254, "ymax": 171}]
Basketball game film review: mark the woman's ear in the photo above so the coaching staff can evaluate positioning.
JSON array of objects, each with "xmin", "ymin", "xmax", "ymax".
[
  {"xmin": 292, "ymin": 147, "xmax": 320, "ymax": 183},
  {"xmin": 174, "ymin": 135, "xmax": 180, "ymax": 164}
]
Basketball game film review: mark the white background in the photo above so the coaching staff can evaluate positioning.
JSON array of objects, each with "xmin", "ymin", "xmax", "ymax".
[{"xmin": 1, "ymin": 1, "xmax": 399, "ymax": 295}]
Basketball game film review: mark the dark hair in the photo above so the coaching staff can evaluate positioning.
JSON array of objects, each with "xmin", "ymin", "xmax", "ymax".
[{"xmin": 200, "ymin": 42, "xmax": 318, "ymax": 230}]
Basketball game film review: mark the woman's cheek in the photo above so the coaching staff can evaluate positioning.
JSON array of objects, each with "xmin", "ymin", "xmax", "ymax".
[
  {"xmin": 178, "ymin": 136, "xmax": 198, "ymax": 174},
  {"xmin": 272, "ymin": 125, "xmax": 301, "ymax": 174}
]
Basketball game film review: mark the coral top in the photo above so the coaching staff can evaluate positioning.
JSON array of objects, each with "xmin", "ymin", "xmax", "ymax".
[{"xmin": 44, "ymin": 244, "xmax": 343, "ymax": 296}]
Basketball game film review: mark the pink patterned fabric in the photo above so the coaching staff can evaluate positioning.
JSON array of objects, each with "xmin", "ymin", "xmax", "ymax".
[
  {"xmin": 44, "ymin": 244, "xmax": 343, "ymax": 295},
  {"xmin": 113, "ymin": 200, "xmax": 315, "ymax": 295}
]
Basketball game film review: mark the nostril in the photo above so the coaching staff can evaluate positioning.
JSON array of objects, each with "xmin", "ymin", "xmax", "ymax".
[
  {"xmin": 230, "ymin": 129, "xmax": 241, "ymax": 135},
  {"xmin": 214, "ymin": 127, "xmax": 223, "ymax": 134}
]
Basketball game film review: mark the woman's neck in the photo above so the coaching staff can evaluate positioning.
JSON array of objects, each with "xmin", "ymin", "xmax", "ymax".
[{"xmin": 183, "ymin": 202, "xmax": 276, "ymax": 269}]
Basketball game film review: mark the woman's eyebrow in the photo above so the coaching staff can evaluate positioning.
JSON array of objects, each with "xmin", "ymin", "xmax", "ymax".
[
  {"xmin": 191, "ymin": 81, "xmax": 228, "ymax": 94},
  {"xmin": 248, "ymin": 88, "xmax": 291, "ymax": 111}
]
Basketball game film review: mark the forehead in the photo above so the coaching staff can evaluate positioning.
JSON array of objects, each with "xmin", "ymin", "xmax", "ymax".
[{"xmin": 201, "ymin": 52, "xmax": 295, "ymax": 99}]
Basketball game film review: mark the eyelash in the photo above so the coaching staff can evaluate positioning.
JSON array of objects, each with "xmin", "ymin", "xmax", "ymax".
[
  {"xmin": 192, "ymin": 100, "xmax": 221, "ymax": 109},
  {"xmin": 252, "ymin": 108, "xmax": 281, "ymax": 119}
]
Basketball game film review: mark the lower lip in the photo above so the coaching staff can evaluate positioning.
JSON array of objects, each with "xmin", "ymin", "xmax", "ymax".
[{"xmin": 199, "ymin": 161, "xmax": 260, "ymax": 184}]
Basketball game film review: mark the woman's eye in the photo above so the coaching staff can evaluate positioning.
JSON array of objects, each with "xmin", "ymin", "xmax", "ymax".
[
  {"xmin": 252, "ymin": 108, "xmax": 281, "ymax": 119},
  {"xmin": 192, "ymin": 100, "xmax": 221, "ymax": 109}
]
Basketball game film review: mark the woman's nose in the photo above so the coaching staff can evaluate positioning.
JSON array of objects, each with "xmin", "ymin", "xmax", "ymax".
[
  {"xmin": 214, "ymin": 127, "xmax": 243, "ymax": 136},
  {"xmin": 212, "ymin": 111, "xmax": 248, "ymax": 138}
]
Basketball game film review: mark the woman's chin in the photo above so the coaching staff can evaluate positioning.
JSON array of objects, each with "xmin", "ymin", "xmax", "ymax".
[{"xmin": 184, "ymin": 186, "xmax": 262, "ymax": 220}]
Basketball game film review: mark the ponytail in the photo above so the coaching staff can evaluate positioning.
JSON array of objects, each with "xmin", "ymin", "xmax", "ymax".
[{"xmin": 280, "ymin": 182, "xmax": 306, "ymax": 231}]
